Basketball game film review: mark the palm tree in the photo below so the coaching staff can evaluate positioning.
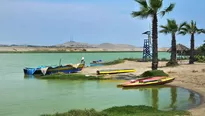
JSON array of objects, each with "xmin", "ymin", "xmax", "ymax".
[
  {"xmin": 132, "ymin": 0, "xmax": 175, "ymax": 70},
  {"xmin": 160, "ymin": 19, "xmax": 178, "ymax": 66},
  {"xmin": 179, "ymin": 20, "xmax": 205, "ymax": 64}
]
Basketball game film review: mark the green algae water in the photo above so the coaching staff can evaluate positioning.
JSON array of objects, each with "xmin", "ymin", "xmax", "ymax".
[{"xmin": 0, "ymin": 52, "xmax": 201, "ymax": 116}]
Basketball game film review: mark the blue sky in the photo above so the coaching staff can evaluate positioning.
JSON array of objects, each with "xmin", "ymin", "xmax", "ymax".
[{"xmin": 0, "ymin": 0, "xmax": 205, "ymax": 47}]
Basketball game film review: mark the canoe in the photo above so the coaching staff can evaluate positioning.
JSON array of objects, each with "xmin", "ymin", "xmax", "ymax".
[
  {"xmin": 117, "ymin": 76, "xmax": 175, "ymax": 87},
  {"xmin": 96, "ymin": 69, "xmax": 136, "ymax": 75}
]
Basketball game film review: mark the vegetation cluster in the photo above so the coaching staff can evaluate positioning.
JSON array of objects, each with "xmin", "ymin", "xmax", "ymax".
[{"xmin": 41, "ymin": 105, "xmax": 190, "ymax": 116}]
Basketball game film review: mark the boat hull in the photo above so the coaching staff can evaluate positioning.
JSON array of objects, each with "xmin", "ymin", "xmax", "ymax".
[
  {"xmin": 23, "ymin": 63, "xmax": 84, "ymax": 76},
  {"xmin": 117, "ymin": 77, "xmax": 175, "ymax": 87},
  {"xmin": 97, "ymin": 69, "xmax": 136, "ymax": 75}
]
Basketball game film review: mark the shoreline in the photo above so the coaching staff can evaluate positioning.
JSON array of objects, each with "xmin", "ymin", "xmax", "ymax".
[
  {"xmin": 81, "ymin": 60, "xmax": 205, "ymax": 115},
  {"xmin": 0, "ymin": 46, "xmax": 169, "ymax": 53},
  {"xmin": 169, "ymin": 84, "xmax": 204, "ymax": 110},
  {"xmin": 0, "ymin": 51, "xmax": 168, "ymax": 53},
  {"xmin": 169, "ymin": 81, "xmax": 205, "ymax": 115}
]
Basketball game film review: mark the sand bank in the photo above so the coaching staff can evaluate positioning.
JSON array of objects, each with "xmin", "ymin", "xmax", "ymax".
[{"xmin": 81, "ymin": 61, "xmax": 205, "ymax": 116}]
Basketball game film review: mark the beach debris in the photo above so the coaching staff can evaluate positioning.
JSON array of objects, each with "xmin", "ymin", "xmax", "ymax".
[
  {"xmin": 192, "ymin": 70, "xmax": 198, "ymax": 73},
  {"xmin": 167, "ymin": 71, "xmax": 176, "ymax": 73}
]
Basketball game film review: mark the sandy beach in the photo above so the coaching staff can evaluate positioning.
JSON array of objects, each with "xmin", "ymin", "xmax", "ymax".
[{"xmin": 81, "ymin": 61, "xmax": 205, "ymax": 116}]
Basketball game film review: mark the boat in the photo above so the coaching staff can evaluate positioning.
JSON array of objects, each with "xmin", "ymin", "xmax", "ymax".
[
  {"xmin": 90, "ymin": 60, "xmax": 104, "ymax": 67},
  {"xmin": 23, "ymin": 58, "xmax": 85, "ymax": 76},
  {"xmin": 117, "ymin": 76, "xmax": 175, "ymax": 87},
  {"xmin": 96, "ymin": 69, "xmax": 136, "ymax": 75}
]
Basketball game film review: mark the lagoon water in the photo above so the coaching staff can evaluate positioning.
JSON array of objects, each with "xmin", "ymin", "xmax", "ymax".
[{"xmin": 0, "ymin": 52, "xmax": 201, "ymax": 116}]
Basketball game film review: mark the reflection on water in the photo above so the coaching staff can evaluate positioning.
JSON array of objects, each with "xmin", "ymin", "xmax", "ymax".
[
  {"xmin": 152, "ymin": 88, "xmax": 159, "ymax": 109},
  {"xmin": 170, "ymin": 87, "xmax": 177, "ymax": 110},
  {"xmin": 0, "ymin": 80, "xmax": 201, "ymax": 116},
  {"xmin": 189, "ymin": 91, "xmax": 197, "ymax": 105},
  {"xmin": 122, "ymin": 85, "xmax": 201, "ymax": 110}
]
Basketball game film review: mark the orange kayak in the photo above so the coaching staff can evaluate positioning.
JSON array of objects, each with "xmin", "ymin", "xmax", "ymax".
[{"xmin": 117, "ymin": 76, "xmax": 175, "ymax": 87}]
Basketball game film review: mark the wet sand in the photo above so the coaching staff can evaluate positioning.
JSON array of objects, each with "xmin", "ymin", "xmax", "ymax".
[{"xmin": 81, "ymin": 60, "xmax": 205, "ymax": 116}]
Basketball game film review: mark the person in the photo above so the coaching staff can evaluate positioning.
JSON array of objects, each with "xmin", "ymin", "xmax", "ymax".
[{"xmin": 81, "ymin": 57, "xmax": 85, "ymax": 64}]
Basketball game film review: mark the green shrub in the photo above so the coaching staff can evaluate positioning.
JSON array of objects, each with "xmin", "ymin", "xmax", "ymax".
[
  {"xmin": 102, "ymin": 105, "xmax": 190, "ymax": 116},
  {"xmin": 103, "ymin": 59, "xmax": 125, "ymax": 65},
  {"xmin": 160, "ymin": 58, "xmax": 169, "ymax": 61},
  {"xmin": 166, "ymin": 61, "xmax": 179, "ymax": 67},
  {"xmin": 195, "ymin": 55, "xmax": 205, "ymax": 63},
  {"xmin": 40, "ymin": 74, "xmax": 107, "ymax": 80},
  {"xmin": 41, "ymin": 109, "xmax": 107, "ymax": 116},
  {"xmin": 41, "ymin": 105, "xmax": 190, "ymax": 116},
  {"xmin": 123, "ymin": 58, "xmax": 140, "ymax": 61},
  {"xmin": 140, "ymin": 70, "xmax": 169, "ymax": 77}
]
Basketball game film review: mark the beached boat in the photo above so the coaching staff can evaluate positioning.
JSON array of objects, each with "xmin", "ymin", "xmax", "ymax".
[
  {"xmin": 90, "ymin": 60, "xmax": 104, "ymax": 67},
  {"xmin": 24, "ymin": 58, "xmax": 85, "ymax": 76},
  {"xmin": 96, "ymin": 69, "xmax": 136, "ymax": 75},
  {"xmin": 117, "ymin": 76, "xmax": 175, "ymax": 87},
  {"xmin": 24, "ymin": 63, "xmax": 85, "ymax": 76}
]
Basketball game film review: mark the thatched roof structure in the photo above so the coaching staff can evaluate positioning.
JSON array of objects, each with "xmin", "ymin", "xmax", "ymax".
[{"xmin": 167, "ymin": 44, "xmax": 189, "ymax": 53}]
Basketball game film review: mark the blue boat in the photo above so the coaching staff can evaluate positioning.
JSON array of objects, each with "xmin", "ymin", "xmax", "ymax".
[
  {"xmin": 24, "ymin": 59, "xmax": 85, "ymax": 76},
  {"xmin": 90, "ymin": 60, "xmax": 104, "ymax": 67}
]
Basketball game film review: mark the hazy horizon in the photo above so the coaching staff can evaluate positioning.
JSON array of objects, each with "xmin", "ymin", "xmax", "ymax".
[{"xmin": 0, "ymin": 0, "xmax": 205, "ymax": 47}]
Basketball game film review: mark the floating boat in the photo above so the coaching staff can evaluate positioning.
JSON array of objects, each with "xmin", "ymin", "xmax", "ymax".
[
  {"xmin": 117, "ymin": 76, "xmax": 175, "ymax": 87},
  {"xmin": 23, "ymin": 58, "xmax": 85, "ymax": 76},
  {"xmin": 90, "ymin": 60, "xmax": 104, "ymax": 67},
  {"xmin": 96, "ymin": 69, "xmax": 136, "ymax": 75}
]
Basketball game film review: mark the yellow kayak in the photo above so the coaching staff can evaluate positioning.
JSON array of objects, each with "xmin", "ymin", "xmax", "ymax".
[
  {"xmin": 117, "ymin": 76, "xmax": 175, "ymax": 87},
  {"xmin": 96, "ymin": 69, "xmax": 136, "ymax": 75}
]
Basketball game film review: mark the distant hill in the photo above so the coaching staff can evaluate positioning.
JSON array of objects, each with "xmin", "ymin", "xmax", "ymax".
[
  {"xmin": 56, "ymin": 41, "xmax": 138, "ymax": 49},
  {"xmin": 56, "ymin": 41, "xmax": 96, "ymax": 48},
  {"xmin": 0, "ymin": 41, "xmax": 169, "ymax": 52},
  {"xmin": 97, "ymin": 43, "xmax": 137, "ymax": 49}
]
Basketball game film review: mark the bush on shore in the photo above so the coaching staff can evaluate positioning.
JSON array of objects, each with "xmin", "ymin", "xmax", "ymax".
[
  {"xmin": 40, "ymin": 73, "xmax": 108, "ymax": 80},
  {"xmin": 140, "ymin": 70, "xmax": 169, "ymax": 78},
  {"xmin": 41, "ymin": 105, "xmax": 190, "ymax": 116}
]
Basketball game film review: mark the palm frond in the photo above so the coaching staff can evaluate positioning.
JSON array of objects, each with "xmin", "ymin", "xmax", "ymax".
[
  {"xmin": 178, "ymin": 22, "xmax": 187, "ymax": 31},
  {"xmin": 149, "ymin": 0, "xmax": 163, "ymax": 12},
  {"xmin": 185, "ymin": 24, "xmax": 191, "ymax": 32},
  {"xmin": 159, "ymin": 29, "xmax": 169, "ymax": 34},
  {"xmin": 201, "ymin": 29, "xmax": 205, "ymax": 33},
  {"xmin": 132, "ymin": 8, "xmax": 153, "ymax": 19},
  {"xmin": 178, "ymin": 31, "xmax": 187, "ymax": 35},
  {"xmin": 160, "ymin": 3, "xmax": 175, "ymax": 16},
  {"xmin": 190, "ymin": 20, "xmax": 197, "ymax": 32},
  {"xmin": 180, "ymin": 27, "xmax": 188, "ymax": 32},
  {"xmin": 167, "ymin": 19, "xmax": 178, "ymax": 32},
  {"xmin": 197, "ymin": 28, "xmax": 205, "ymax": 34},
  {"xmin": 160, "ymin": 25, "xmax": 170, "ymax": 32},
  {"xmin": 160, "ymin": 25, "xmax": 168, "ymax": 29},
  {"xmin": 135, "ymin": 0, "xmax": 148, "ymax": 8}
]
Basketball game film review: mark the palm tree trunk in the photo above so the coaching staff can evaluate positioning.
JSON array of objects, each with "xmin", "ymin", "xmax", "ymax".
[
  {"xmin": 171, "ymin": 33, "xmax": 177, "ymax": 63},
  {"xmin": 189, "ymin": 34, "xmax": 195, "ymax": 64},
  {"xmin": 152, "ymin": 14, "xmax": 158, "ymax": 70}
]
